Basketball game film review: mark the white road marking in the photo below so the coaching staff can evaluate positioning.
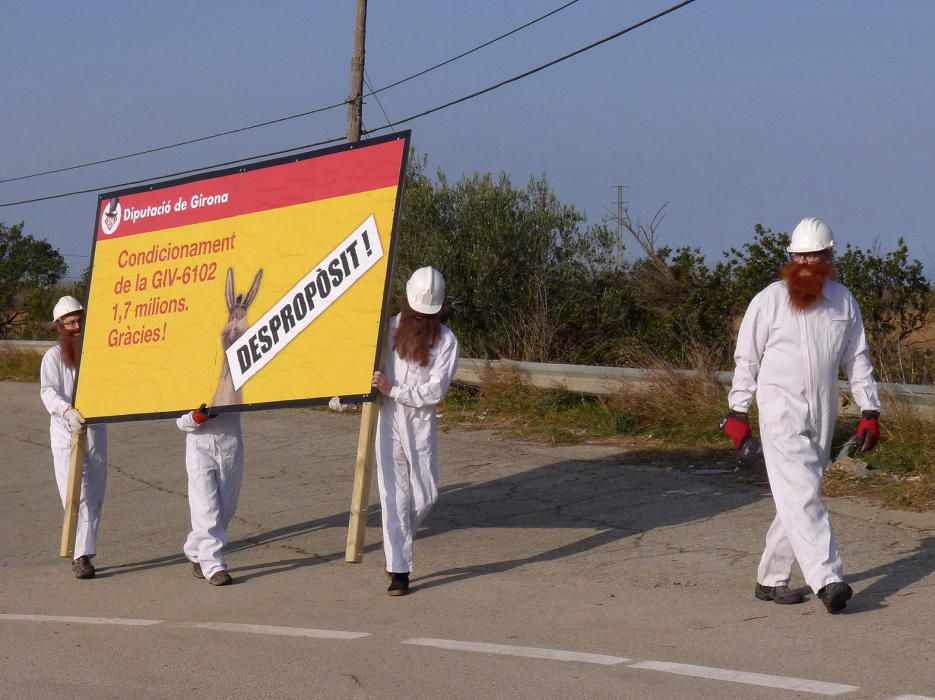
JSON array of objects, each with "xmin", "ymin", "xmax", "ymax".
[
  {"xmin": 403, "ymin": 637, "xmax": 629, "ymax": 665},
  {"xmin": 11, "ymin": 613, "xmax": 932, "ymax": 697},
  {"xmin": 194, "ymin": 622, "xmax": 369, "ymax": 640},
  {"xmin": 0, "ymin": 613, "xmax": 161, "ymax": 626},
  {"xmin": 630, "ymin": 660, "xmax": 859, "ymax": 696}
]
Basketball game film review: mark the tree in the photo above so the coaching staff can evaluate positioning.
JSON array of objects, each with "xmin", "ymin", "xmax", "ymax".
[
  {"xmin": 718, "ymin": 224, "xmax": 790, "ymax": 314},
  {"xmin": 836, "ymin": 239, "xmax": 934, "ymax": 384},
  {"xmin": 395, "ymin": 154, "xmax": 619, "ymax": 362},
  {"xmin": 0, "ymin": 221, "xmax": 67, "ymax": 338}
]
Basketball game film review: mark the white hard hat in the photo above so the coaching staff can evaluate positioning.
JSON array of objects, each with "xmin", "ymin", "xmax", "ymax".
[
  {"xmin": 52, "ymin": 296, "xmax": 84, "ymax": 322},
  {"xmin": 406, "ymin": 266, "xmax": 445, "ymax": 315},
  {"xmin": 787, "ymin": 217, "xmax": 835, "ymax": 253}
]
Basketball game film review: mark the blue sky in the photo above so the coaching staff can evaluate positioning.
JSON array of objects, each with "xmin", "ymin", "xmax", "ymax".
[{"xmin": 2, "ymin": 1, "xmax": 933, "ymax": 279}]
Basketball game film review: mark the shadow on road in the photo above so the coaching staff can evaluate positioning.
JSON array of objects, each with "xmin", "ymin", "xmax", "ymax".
[
  {"xmin": 97, "ymin": 509, "xmax": 363, "ymax": 578},
  {"xmin": 847, "ymin": 536, "xmax": 935, "ymax": 613},
  {"xmin": 100, "ymin": 451, "xmax": 931, "ymax": 604},
  {"xmin": 415, "ymin": 452, "xmax": 764, "ymax": 591},
  {"xmin": 100, "ymin": 450, "xmax": 763, "ymax": 583}
]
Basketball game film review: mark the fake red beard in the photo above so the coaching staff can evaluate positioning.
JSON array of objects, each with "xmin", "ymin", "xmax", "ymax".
[
  {"xmin": 58, "ymin": 328, "xmax": 82, "ymax": 370},
  {"xmin": 781, "ymin": 258, "xmax": 838, "ymax": 311}
]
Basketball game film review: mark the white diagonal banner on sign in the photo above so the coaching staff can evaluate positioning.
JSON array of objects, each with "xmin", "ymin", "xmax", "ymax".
[{"xmin": 226, "ymin": 215, "xmax": 384, "ymax": 390}]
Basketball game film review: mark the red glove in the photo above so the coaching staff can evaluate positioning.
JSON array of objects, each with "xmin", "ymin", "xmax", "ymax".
[
  {"xmin": 192, "ymin": 403, "xmax": 216, "ymax": 424},
  {"xmin": 721, "ymin": 411, "xmax": 752, "ymax": 449},
  {"xmin": 857, "ymin": 410, "xmax": 880, "ymax": 452}
]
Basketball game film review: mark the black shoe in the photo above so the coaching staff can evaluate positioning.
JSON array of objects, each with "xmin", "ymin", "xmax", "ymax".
[
  {"xmin": 71, "ymin": 555, "xmax": 95, "ymax": 580},
  {"xmin": 208, "ymin": 570, "xmax": 233, "ymax": 586},
  {"xmin": 387, "ymin": 572, "xmax": 410, "ymax": 596},
  {"xmin": 817, "ymin": 581, "xmax": 853, "ymax": 614},
  {"xmin": 755, "ymin": 582, "xmax": 805, "ymax": 605},
  {"xmin": 191, "ymin": 561, "xmax": 205, "ymax": 580}
]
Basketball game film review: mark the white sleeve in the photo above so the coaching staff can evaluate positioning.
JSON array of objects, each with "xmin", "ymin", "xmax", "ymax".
[
  {"xmin": 39, "ymin": 350, "xmax": 71, "ymax": 419},
  {"xmin": 840, "ymin": 303, "xmax": 880, "ymax": 412},
  {"xmin": 727, "ymin": 294, "xmax": 769, "ymax": 413},
  {"xmin": 176, "ymin": 411, "xmax": 200, "ymax": 433},
  {"xmin": 389, "ymin": 331, "xmax": 460, "ymax": 409}
]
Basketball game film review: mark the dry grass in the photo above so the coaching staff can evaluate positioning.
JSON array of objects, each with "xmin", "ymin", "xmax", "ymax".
[
  {"xmin": 442, "ymin": 367, "xmax": 644, "ymax": 444},
  {"xmin": 824, "ymin": 393, "xmax": 935, "ymax": 510},
  {"xmin": 441, "ymin": 352, "xmax": 735, "ymax": 447},
  {"xmin": 0, "ymin": 349, "xmax": 42, "ymax": 382},
  {"xmin": 823, "ymin": 470, "xmax": 935, "ymax": 511},
  {"xmin": 604, "ymin": 357, "xmax": 731, "ymax": 447}
]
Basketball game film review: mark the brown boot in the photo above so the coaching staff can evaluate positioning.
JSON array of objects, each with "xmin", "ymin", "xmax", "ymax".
[
  {"xmin": 71, "ymin": 555, "xmax": 95, "ymax": 580},
  {"xmin": 191, "ymin": 561, "xmax": 205, "ymax": 580},
  {"xmin": 208, "ymin": 570, "xmax": 233, "ymax": 586},
  {"xmin": 387, "ymin": 572, "xmax": 409, "ymax": 596}
]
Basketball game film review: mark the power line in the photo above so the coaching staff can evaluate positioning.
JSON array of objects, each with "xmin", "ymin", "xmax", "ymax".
[
  {"xmin": 0, "ymin": 0, "xmax": 580, "ymax": 186},
  {"xmin": 365, "ymin": 69, "xmax": 394, "ymax": 133},
  {"xmin": 0, "ymin": 134, "xmax": 346, "ymax": 207},
  {"xmin": 0, "ymin": 0, "xmax": 696, "ymax": 208},
  {"xmin": 363, "ymin": 0, "xmax": 697, "ymax": 136},
  {"xmin": 0, "ymin": 101, "xmax": 349, "ymax": 186},
  {"xmin": 364, "ymin": 0, "xmax": 581, "ymax": 98}
]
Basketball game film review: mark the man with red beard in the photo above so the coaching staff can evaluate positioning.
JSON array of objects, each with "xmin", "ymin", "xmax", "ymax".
[
  {"xmin": 722, "ymin": 218, "xmax": 880, "ymax": 614},
  {"xmin": 39, "ymin": 296, "xmax": 108, "ymax": 579}
]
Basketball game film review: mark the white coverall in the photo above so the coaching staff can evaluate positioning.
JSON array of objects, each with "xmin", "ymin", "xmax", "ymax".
[
  {"xmin": 376, "ymin": 314, "xmax": 459, "ymax": 574},
  {"xmin": 39, "ymin": 345, "xmax": 108, "ymax": 559},
  {"xmin": 177, "ymin": 411, "xmax": 243, "ymax": 579},
  {"xmin": 728, "ymin": 279, "xmax": 879, "ymax": 593}
]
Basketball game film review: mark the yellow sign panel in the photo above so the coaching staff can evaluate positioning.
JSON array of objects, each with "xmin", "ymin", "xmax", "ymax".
[{"xmin": 75, "ymin": 134, "xmax": 410, "ymax": 422}]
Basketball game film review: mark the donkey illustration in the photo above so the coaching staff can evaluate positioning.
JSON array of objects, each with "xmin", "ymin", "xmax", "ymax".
[{"xmin": 212, "ymin": 267, "xmax": 263, "ymax": 407}]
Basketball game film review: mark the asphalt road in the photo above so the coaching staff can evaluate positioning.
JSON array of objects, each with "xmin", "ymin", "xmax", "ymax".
[{"xmin": 1, "ymin": 380, "xmax": 933, "ymax": 699}]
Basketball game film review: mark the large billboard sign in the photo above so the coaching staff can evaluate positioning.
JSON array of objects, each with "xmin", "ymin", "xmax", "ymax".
[{"xmin": 75, "ymin": 132, "xmax": 410, "ymax": 422}]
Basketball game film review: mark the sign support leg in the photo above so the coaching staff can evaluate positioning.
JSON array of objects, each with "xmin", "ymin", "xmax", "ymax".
[
  {"xmin": 60, "ymin": 430, "xmax": 87, "ymax": 558},
  {"xmin": 346, "ymin": 398, "xmax": 379, "ymax": 562}
]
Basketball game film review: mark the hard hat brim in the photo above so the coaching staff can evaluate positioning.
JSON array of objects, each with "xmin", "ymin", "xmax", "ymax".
[
  {"xmin": 786, "ymin": 244, "xmax": 834, "ymax": 254},
  {"xmin": 408, "ymin": 299, "xmax": 443, "ymax": 315}
]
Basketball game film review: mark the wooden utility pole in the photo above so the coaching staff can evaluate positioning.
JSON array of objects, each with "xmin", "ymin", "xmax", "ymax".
[
  {"xmin": 346, "ymin": 0, "xmax": 367, "ymax": 143},
  {"xmin": 345, "ymin": 0, "xmax": 376, "ymax": 563}
]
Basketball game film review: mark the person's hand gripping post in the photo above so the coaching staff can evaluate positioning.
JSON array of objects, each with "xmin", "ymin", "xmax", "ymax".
[
  {"xmin": 64, "ymin": 406, "xmax": 86, "ymax": 434},
  {"xmin": 191, "ymin": 403, "xmax": 218, "ymax": 425}
]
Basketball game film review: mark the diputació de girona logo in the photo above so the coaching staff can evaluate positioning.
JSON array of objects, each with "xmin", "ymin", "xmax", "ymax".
[{"xmin": 101, "ymin": 197, "xmax": 121, "ymax": 235}]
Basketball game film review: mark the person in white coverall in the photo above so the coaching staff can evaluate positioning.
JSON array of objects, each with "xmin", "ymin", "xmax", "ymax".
[
  {"xmin": 371, "ymin": 266, "xmax": 459, "ymax": 596},
  {"xmin": 40, "ymin": 296, "xmax": 108, "ymax": 580},
  {"xmin": 177, "ymin": 406, "xmax": 243, "ymax": 586},
  {"xmin": 723, "ymin": 218, "xmax": 880, "ymax": 614}
]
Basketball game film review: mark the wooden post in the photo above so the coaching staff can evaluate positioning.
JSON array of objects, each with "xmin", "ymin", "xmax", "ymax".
[
  {"xmin": 59, "ymin": 429, "xmax": 87, "ymax": 558},
  {"xmin": 344, "ymin": 0, "xmax": 376, "ymax": 563},
  {"xmin": 346, "ymin": 0, "xmax": 367, "ymax": 143},
  {"xmin": 345, "ymin": 398, "xmax": 379, "ymax": 562}
]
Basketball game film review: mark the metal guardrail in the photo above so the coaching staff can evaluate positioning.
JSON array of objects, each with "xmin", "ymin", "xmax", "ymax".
[
  {"xmin": 4, "ymin": 341, "xmax": 933, "ymax": 418},
  {"xmin": 457, "ymin": 358, "xmax": 935, "ymax": 419},
  {"xmin": 457, "ymin": 358, "xmax": 734, "ymax": 394},
  {"xmin": 0, "ymin": 339, "xmax": 55, "ymax": 353}
]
